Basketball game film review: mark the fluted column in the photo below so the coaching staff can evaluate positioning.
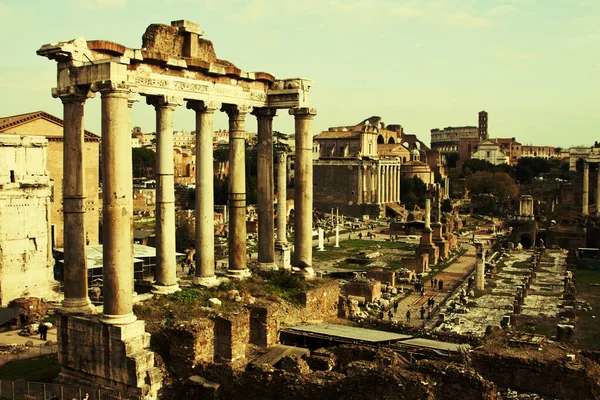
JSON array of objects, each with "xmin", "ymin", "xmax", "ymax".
[
  {"xmin": 370, "ymin": 166, "xmax": 376, "ymax": 203},
  {"xmin": 254, "ymin": 108, "xmax": 277, "ymax": 271},
  {"xmin": 396, "ymin": 165, "xmax": 401, "ymax": 202},
  {"xmin": 147, "ymin": 96, "xmax": 182, "ymax": 294},
  {"xmin": 224, "ymin": 104, "xmax": 252, "ymax": 279},
  {"xmin": 583, "ymin": 162, "xmax": 589, "ymax": 215},
  {"xmin": 56, "ymin": 87, "xmax": 95, "ymax": 315},
  {"xmin": 391, "ymin": 165, "xmax": 396, "ymax": 203},
  {"xmin": 362, "ymin": 165, "xmax": 368, "ymax": 204},
  {"xmin": 188, "ymin": 100, "xmax": 220, "ymax": 286},
  {"xmin": 290, "ymin": 107, "xmax": 317, "ymax": 276},
  {"xmin": 357, "ymin": 164, "xmax": 363, "ymax": 205},
  {"xmin": 276, "ymin": 151, "xmax": 288, "ymax": 244},
  {"xmin": 97, "ymin": 83, "xmax": 135, "ymax": 325},
  {"xmin": 376, "ymin": 164, "xmax": 381, "ymax": 204}
]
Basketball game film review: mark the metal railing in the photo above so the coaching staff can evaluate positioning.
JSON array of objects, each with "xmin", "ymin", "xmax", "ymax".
[
  {"xmin": 0, "ymin": 379, "xmax": 125, "ymax": 400},
  {"xmin": 0, "ymin": 345, "xmax": 58, "ymax": 367}
]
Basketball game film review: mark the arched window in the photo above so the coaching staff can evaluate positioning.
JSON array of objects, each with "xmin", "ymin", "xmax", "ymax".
[
  {"xmin": 377, "ymin": 135, "xmax": 385, "ymax": 144},
  {"xmin": 388, "ymin": 137, "xmax": 395, "ymax": 144}
]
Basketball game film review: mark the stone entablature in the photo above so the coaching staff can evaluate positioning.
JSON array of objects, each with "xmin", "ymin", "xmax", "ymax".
[{"xmin": 37, "ymin": 23, "xmax": 310, "ymax": 111}]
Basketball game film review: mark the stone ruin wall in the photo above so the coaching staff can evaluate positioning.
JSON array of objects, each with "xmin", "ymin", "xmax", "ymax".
[
  {"xmin": 160, "ymin": 281, "xmax": 341, "ymax": 377},
  {"xmin": 0, "ymin": 135, "xmax": 59, "ymax": 305}
]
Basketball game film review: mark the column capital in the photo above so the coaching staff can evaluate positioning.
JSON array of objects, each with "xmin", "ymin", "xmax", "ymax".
[
  {"xmin": 186, "ymin": 100, "xmax": 221, "ymax": 113},
  {"xmin": 252, "ymin": 107, "xmax": 278, "ymax": 119},
  {"xmin": 146, "ymin": 95, "xmax": 184, "ymax": 109},
  {"xmin": 52, "ymin": 86, "xmax": 94, "ymax": 103},
  {"xmin": 222, "ymin": 103, "xmax": 253, "ymax": 118},
  {"xmin": 90, "ymin": 80, "xmax": 131, "ymax": 95},
  {"xmin": 289, "ymin": 107, "xmax": 317, "ymax": 118},
  {"xmin": 277, "ymin": 151, "xmax": 287, "ymax": 163}
]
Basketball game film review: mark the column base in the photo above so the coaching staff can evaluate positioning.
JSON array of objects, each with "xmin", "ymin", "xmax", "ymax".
[
  {"xmin": 151, "ymin": 283, "xmax": 181, "ymax": 295},
  {"xmin": 226, "ymin": 269, "xmax": 252, "ymax": 280},
  {"xmin": 257, "ymin": 262, "xmax": 279, "ymax": 271},
  {"xmin": 294, "ymin": 266, "xmax": 315, "ymax": 280},
  {"xmin": 193, "ymin": 275, "xmax": 221, "ymax": 287},
  {"xmin": 101, "ymin": 312, "xmax": 137, "ymax": 325},
  {"xmin": 317, "ymin": 247, "xmax": 325, "ymax": 252},
  {"xmin": 61, "ymin": 298, "xmax": 96, "ymax": 315}
]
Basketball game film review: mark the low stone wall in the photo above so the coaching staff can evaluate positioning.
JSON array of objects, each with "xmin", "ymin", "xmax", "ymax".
[
  {"xmin": 366, "ymin": 269, "xmax": 396, "ymax": 287},
  {"xmin": 297, "ymin": 280, "xmax": 340, "ymax": 319}
]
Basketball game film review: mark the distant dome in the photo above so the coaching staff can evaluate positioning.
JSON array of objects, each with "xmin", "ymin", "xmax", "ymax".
[{"xmin": 410, "ymin": 149, "xmax": 420, "ymax": 155}]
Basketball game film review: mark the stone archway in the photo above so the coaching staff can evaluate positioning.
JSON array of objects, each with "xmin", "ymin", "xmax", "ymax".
[
  {"xmin": 377, "ymin": 135, "xmax": 385, "ymax": 144},
  {"xmin": 388, "ymin": 137, "xmax": 395, "ymax": 144}
]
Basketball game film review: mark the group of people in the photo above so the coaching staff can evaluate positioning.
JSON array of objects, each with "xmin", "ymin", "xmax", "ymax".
[{"xmin": 430, "ymin": 277, "xmax": 444, "ymax": 291}]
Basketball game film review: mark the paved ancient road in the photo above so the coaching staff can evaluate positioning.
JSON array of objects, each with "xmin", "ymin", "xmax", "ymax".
[{"xmin": 391, "ymin": 244, "xmax": 476, "ymax": 326}]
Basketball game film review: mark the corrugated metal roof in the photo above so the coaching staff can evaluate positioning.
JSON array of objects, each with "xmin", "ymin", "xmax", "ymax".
[{"xmin": 286, "ymin": 323, "xmax": 412, "ymax": 343}]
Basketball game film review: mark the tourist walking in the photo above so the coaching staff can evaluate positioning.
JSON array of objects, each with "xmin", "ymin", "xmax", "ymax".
[
  {"xmin": 439, "ymin": 279, "xmax": 444, "ymax": 291},
  {"xmin": 38, "ymin": 323, "xmax": 48, "ymax": 341},
  {"xmin": 406, "ymin": 309, "xmax": 411, "ymax": 322},
  {"xmin": 420, "ymin": 306, "xmax": 426, "ymax": 320}
]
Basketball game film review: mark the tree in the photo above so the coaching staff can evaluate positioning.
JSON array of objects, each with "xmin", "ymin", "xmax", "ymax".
[
  {"xmin": 467, "ymin": 171, "xmax": 518, "ymax": 202},
  {"xmin": 132, "ymin": 148, "xmax": 156, "ymax": 178},
  {"xmin": 445, "ymin": 152, "xmax": 460, "ymax": 169},
  {"xmin": 400, "ymin": 175, "xmax": 427, "ymax": 208},
  {"xmin": 441, "ymin": 198, "xmax": 453, "ymax": 213}
]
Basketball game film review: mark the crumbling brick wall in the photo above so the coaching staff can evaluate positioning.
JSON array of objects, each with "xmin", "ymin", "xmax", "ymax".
[{"xmin": 214, "ymin": 311, "xmax": 249, "ymax": 366}]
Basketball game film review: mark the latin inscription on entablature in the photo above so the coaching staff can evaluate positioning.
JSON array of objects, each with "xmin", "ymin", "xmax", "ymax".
[{"xmin": 127, "ymin": 73, "xmax": 268, "ymax": 105}]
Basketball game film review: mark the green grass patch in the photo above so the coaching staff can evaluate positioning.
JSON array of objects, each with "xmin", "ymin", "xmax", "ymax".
[
  {"xmin": 573, "ymin": 269, "xmax": 600, "ymax": 350},
  {"xmin": 312, "ymin": 239, "xmax": 414, "ymax": 263},
  {"xmin": 0, "ymin": 355, "xmax": 60, "ymax": 383}
]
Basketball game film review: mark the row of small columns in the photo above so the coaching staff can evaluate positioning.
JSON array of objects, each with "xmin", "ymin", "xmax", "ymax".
[
  {"xmin": 582, "ymin": 161, "xmax": 600, "ymax": 216},
  {"xmin": 57, "ymin": 82, "xmax": 316, "ymax": 323},
  {"xmin": 374, "ymin": 164, "xmax": 401, "ymax": 204}
]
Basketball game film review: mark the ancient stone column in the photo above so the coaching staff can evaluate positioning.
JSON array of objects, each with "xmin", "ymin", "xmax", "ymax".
[
  {"xmin": 371, "ymin": 166, "xmax": 377, "ymax": 203},
  {"xmin": 276, "ymin": 152, "xmax": 288, "ymax": 244},
  {"xmin": 357, "ymin": 165, "xmax": 363, "ymax": 205},
  {"xmin": 147, "ymin": 96, "xmax": 182, "ymax": 294},
  {"xmin": 290, "ymin": 107, "xmax": 317, "ymax": 276},
  {"xmin": 362, "ymin": 165, "xmax": 368, "ymax": 204},
  {"xmin": 376, "ymin": 164, "xmax": 381, "ymax": 204},
  {"xmin": 444, "ymin": 176, "xmax": 450, "ymax": 199},
  {"xmin": 254, "ymin": 108, "xmax": 277, "ymax": 271},
  {"xmin": 583, "ymin": 162, "xmax": 589, "ymax": 215},
  {"xmin": 425, "ymin": 198, "xmax": 431, "ymax": 229},
  {"xmin": 188, "ymin": 100, "xmax": 220, "ymax": 286},
  {"xmin": 98, "ymin": 83, "xmax": 136, "ymax": 325},
  {"xmin": 476, "ymin": 248, "xmax": 485, "ymax": 290},
  {"xmin": 224, "ymin": 105, "xmax": 252, "ymax": 279},
  {"xmin": 57, "ymin": 87, "xmax": 95, "ymax": 314}
]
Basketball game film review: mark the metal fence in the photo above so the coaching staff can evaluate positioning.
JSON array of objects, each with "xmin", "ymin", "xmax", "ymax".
[
  {"xmin": 0, "ymin": 380, "xmax": 125, "ymax": 400},
  {"xmin": 0, "ymin": 345, "xmax": 59, "ymax": 367}
]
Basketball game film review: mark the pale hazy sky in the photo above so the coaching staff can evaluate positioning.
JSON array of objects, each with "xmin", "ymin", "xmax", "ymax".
[{"xmin": 1, "ymin": 0, "xmax": 598, "ymax": 147}]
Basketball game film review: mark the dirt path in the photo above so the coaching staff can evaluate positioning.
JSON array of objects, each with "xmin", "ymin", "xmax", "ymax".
[{"xmin": 390, "ymin": 244, "xmax": 476, "ymax": 326}]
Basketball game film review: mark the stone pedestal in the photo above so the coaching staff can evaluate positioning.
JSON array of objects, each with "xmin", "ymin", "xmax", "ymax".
[
  {"xmin": 275, "ymin": 242, "xmax": 292, "ymax": 270},
  {"xmin": 432, "ymin": 222, "xmax": 449, "ymax": 259},
  {"xmin": 57, "ymin": 314, "xmax": 161, "ymax": 398},
  {"xmin": 416, "ymin": 227, "xmax": 439, "ymax": 268}
]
